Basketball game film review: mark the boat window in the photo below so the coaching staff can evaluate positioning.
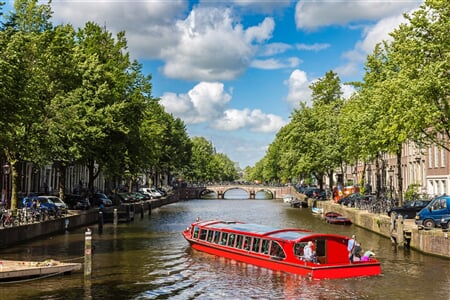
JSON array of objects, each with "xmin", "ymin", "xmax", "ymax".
[
  {"xmin": 236, "ymin": 235, "xmax": 243, "ymax": 249},
  {"xmin": 251, "ymin": 238, "xmax": 261, "ymax": 253},
  {"xmin": 270, "ymin": 241, "xmax": 285, "ymax": 259},
  {"xmin": 243, "ymin": 236, "xmax": 251, "ymax": 250},
  {"xmin": 199, "ymin": 229, "xmax": 207, "ymax": 240},
  {"xmin": 221, "ymin": 232, "xmax": 228, "ymax": 245},
  {"xmin": 193, "ymin": 227, "xmax": 199, "ymax": 239},
  {"xmin": 207, "ymin": 230, "xmax": 214, "ymax": 242},
  {"xmin": 213, "ymin": 231, "xmax": 221, "ymax": 244},
  {"xmin": 227, "ymin": 234, "xmax": 236, "ymax": 247},
  {"xmin": 294, "ymin": 242, "xmax": 307, "ymax": 256},
  {"xmin": 261, "ymin": 239, "xmax": 270, "ymax": 254}
]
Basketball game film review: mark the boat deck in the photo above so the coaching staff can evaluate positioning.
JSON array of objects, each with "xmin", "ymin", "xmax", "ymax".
[{"xmin": 0, "ymin": 259, "xmax": 82, "ymax": 281}]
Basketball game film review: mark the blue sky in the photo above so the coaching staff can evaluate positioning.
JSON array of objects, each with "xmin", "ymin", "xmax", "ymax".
[{"xmin": 4, "ymin": 0, "xmax": 423, "ymax": 168}]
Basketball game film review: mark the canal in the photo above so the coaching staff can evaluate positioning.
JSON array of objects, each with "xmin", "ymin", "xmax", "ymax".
[{"xmin": 1, "ymin": 192, "xmax": 449, "ymax": 299}]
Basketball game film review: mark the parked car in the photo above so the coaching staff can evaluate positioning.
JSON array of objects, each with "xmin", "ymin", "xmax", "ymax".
[
  {"xmin": 91, "ymin": 193, "xmax": 113, "ymax": 207},
  {"xmin": 337, "ymin": 193, "xmax": 361, "ymax": 207},
  {"xmin": 312, "ymin": 189, "xmax": 331, "ymax": 200},
  {"xmin": 303, "ymin": 187, "xmax": 321, "ymax": 198},
  {"xmin": 387, "ymin": 199, "xmax": 431, "ymax": 219},
  {"xmin": 75, "ymin": 198, "xmax": 91, "ymax": 210},
  {"xmin": 37, "ymin": 196, "xmax": 60, "ymax": 217},
  {"xmin": 115, "ymin": 192, "xmax": 139, "ymax": 203},
  {"xmin": 44, "ymin": 196, "xmax": 68, "ymax": 213},
  {"xmin": 416, "ymin": 195, "xmax": 450, "ymax": 228},
  {"xmin": 63, "ymin": 194, "xmax": 90, "ymax": 210},
  {"xmin": 138, "ymin": 187, "xmax": 162, "ymax": 199},
  {"xmin": 156, "ymin": 187, "xmax": 167, "ymax": 197}
]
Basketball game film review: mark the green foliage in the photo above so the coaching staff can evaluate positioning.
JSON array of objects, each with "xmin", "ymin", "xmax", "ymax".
[
  {"xmin": 183, "ymin": 137, "xmax": 238, "ymax": 183},
  {"xmin": 252, "ymin": 1, "xmax": 450, "ymax": 198},
  {"xmin": 0, "ymin": 0, "xmax": 193, "ymax": 208},
  {"xmin": 404, "ymin": 184, "xmax": 421, "ymax": 201}
]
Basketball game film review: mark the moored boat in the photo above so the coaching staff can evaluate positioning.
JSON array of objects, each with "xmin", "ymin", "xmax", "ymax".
[
  {"xmin": 325, "ymin": 212, "xmax": 352, "ymax": 225},
  {"xmin": 182, "ymin": 219, "xmax": 381, "ymax": 279},
  {"xmin": 0, "ymin": 259, "xmax": 82, "ymax": 281},
  {"xmin": 290, "ymin": 198, "xmax": 308, "ymax": 208},
  {"xmin": 283, "ymin": 194, "xmax": 295, "ymax": 203},
  {"xmin": 311, "ymin": 207, "xmax": 324, "ymax": 214}
]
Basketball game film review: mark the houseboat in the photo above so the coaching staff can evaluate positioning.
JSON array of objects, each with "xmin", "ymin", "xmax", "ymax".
[{"xmin": 182, "ymin": 219, "xmax": 381, "ymax": 279}]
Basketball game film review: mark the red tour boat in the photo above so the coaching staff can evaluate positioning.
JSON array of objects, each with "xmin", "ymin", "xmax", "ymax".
[{"xmin": 183, "ymin": 219, "xmax": 381, "ymax": 279}]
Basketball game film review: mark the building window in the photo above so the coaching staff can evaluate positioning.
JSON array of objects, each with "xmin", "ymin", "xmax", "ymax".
[
  {"xmin": 441, "ymin": 149, "xmax": 446, "ymax": 167},
  {"xmin": 428, "ymin": 147, "xmax": 433, "ymax": 168},
  {"xmin": 434, "ymin": 146, "xmax": 439, "ymax": 168}
]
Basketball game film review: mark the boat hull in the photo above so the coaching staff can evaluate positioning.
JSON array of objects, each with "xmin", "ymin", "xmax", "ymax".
[{"xmin": 0, "ymin": 259, "xmax": 81, "ymax": 281}]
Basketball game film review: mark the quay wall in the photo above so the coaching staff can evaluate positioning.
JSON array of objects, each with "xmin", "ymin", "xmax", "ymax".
[
  {"xmin": 313, "ymin": 199, "xmax": 450, "ymax": 259},
  {"xmin": 0, "ymin": 187, "xmax": 200, "ymax": 248}
]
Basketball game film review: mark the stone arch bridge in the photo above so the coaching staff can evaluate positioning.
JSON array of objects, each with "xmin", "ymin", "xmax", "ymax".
[{"xmin": 202, "ymin": 185, "xmax": 296, "ymax": 199}]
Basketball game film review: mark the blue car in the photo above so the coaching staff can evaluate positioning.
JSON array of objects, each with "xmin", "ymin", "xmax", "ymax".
[{"xmin": 37, "ymin": 196, "xmax": 60, "ymax": 217}]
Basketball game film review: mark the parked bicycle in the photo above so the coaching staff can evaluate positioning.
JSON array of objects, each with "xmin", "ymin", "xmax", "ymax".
[{"xmin": 0, "ymin": 209, "xmax": 19, "ymax": 227}]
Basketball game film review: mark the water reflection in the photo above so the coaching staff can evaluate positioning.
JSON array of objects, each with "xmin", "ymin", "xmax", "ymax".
[{"xmin": 0, "ymin": 195, "xmax": 449, "ymax": 299}]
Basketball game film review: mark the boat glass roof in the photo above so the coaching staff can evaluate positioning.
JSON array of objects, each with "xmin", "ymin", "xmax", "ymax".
[{"xmin": 204, "ymin": 222, "xmax": 315, "ymax": 241}]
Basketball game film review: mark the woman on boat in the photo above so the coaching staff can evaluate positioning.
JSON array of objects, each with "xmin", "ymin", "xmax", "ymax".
[{"xmin": 361, "ymin": 249, "xmax": 376, "ymax": 262}]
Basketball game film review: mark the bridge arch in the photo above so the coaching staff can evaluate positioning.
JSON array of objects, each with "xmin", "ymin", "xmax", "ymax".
[{"xmin": 202, "ymin": 185, "xmax": 294, "ymax": 200}]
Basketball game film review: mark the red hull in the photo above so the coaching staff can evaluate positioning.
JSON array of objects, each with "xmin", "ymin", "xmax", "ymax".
[
  {"xmin": 183, "ymin": 221, "xmax": 381, "ymax": 280},
  {"xmin": 186, "ymin": 238, "xmax": 380, "ymax": 279}
]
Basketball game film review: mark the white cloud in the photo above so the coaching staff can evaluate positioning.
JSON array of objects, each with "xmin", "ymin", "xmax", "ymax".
[
  {"xmin": 160, "ymin": 82, "xmax": 232, "ymax": 124},
  {"xmin": 336, "ymin": 12, "xmax": 414, "ymax": 78},
  {"xmin": 161, "ymin": 82, "xmax": 285, "ymax": 133},
  {"xmin": 213, "ymin": 109, "xmax": 286, "ymax": 133},
  {"xmin": 296, "ymin": 43, "xmax": 330, "ymax": 51},
  {"xmin": 260, "ymin": 42, "xmax": 293, "ymax": 56},
  {"xmin": 294, "ymin": 0, "xmax": 422, "ymax": 31},
  {"xmin": 251, "ymin": 57, "xmax": 300, "ymax": 69},
  {"xmin": 285, "ymin": 69, "xmax": 312, "ymax": 107},
  {"xmin": 160, "ymin": 7, "xmax": 275, "ymax": 81},
  {"xmin": 52, "ymin": 2, "xmax": 275, "ymax": 82},
  {"xmin": 341, "ymin": 84, "xmax": 356, "ymax": 99}
]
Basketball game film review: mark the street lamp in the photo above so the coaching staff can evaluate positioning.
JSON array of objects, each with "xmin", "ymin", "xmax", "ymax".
[{"xmin": 3, "ymin": 163, "xmax": 11, "ymax": 208}]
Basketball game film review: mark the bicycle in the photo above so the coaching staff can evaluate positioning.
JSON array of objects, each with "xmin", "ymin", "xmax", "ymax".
[{"xmin": 1, "ymin": 209, "xmax": 19, "ymax": 227}]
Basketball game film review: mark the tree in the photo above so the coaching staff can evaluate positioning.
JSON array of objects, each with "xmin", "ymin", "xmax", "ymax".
[{"xmin": 0, "ymin": 0, "xmax": 55, "ymax": 209}]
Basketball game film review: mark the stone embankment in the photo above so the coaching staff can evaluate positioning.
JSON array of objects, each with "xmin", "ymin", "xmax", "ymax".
[
  {"xmin": 0, "ymin": 187, "xmax": 201, "ymax": 248},
  {"xmin": 311, "ymin": 198, "xmax": 450, "ymax": 259}
]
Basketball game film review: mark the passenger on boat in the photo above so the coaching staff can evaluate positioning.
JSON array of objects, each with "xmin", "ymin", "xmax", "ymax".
[
  {"xmin": 352, "ymin": 242, "xmax": 362, "ymax": 262},
  {"xmin": 302, "ymin": 241, "xmax": 318, "ymax": 263},
  {"xmin": 361, "ymin": 249, "xmax": 376, "ymax": 262},
  {"xmin": 347, "ymin": 235, "xmax": 356, "ymax": 263}
]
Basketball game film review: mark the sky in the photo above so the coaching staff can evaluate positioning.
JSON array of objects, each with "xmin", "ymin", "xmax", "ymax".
[{"xmin": 4, "ymin": 0, "xmax": 424, "ymax": 168}]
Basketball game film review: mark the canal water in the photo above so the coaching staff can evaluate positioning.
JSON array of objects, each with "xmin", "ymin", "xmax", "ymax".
[{"xmin": 1, "ymin": 190, "xmax": 449, "ymax": 299}]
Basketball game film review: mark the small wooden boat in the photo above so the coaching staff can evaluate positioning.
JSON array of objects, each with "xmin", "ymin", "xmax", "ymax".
[
  {"xmin": 290, "ymin": 199, "xmax": 308, "ymax": 208},
  {"xmin": 183, "ymin": 219, "xmax": 381, "ymax": 279},
  {"xmin": 283, "ymin": 194, "xmax": 295, "ymax": 203},
  {"xmin": 311, "ymin": 207, "xmax": 324, "ymax": 214},
  {"xmin": 0, "ymin": 259, "xmax": 82, "ymax": 281},
  {"xmin": 325, "ymin": 212, "xmax": 352, "ymax": 225}
]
